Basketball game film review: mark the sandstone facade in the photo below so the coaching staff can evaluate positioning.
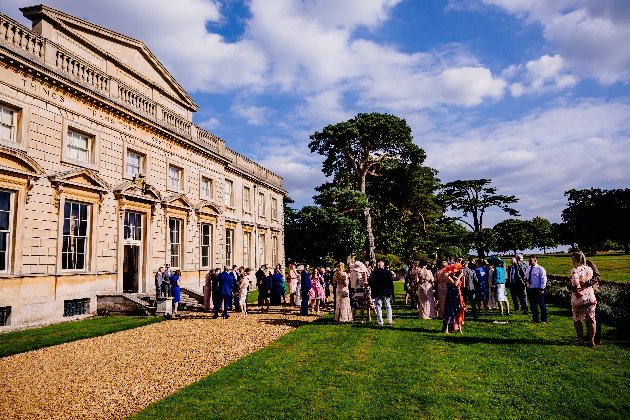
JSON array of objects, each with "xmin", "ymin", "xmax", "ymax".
[{"xmin": 0, "ymin": 5, "xmax": 285, "ymax": 330}]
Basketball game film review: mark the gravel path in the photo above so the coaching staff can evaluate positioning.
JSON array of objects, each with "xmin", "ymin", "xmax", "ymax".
[{"xmin": 0, "ymin": 307, "xmax": 325, "ymax": 419}]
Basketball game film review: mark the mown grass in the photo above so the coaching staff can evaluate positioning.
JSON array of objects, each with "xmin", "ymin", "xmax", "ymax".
[
  {"xmin": 0, "ymin": 315, "xmax": 164, "ymax": 358},
  {"xmin": 534, "ymin": 253, "xmax": 630, "ymax": 282},
  {"xmin": 132, "ymin": 283, "xmax": 630, "ymax": 420}
]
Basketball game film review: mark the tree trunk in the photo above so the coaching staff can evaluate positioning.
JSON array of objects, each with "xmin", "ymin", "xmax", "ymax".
[
  {"xmin": 365, "ymin": 206, "xmax": 376, "ymax": 266},
  {"xmin": 624, "ymin": 243, "xmax": 629, "ymax": 255}
]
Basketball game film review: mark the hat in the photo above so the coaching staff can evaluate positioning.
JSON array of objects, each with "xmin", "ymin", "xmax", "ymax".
[
  {"xmin": 297, "ymin": 265, "xmax": 304, "ymax": 271},
  {"xmin": 352, "ymin": 261, "xmax": 367, "ymax": 273},
  {"xmin": 443, "ymin": 263, "xmax": 463, "ymax": 274}
]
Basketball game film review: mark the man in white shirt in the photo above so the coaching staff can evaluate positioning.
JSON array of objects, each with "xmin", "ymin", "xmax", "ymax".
[{"xmin": 524, "ymin": 255, "xmax": 548, "ymax": 324}]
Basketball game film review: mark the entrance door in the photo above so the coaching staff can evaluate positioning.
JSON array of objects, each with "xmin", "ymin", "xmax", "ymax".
[
  {"xmin": 123, "ymin": 245, "xmax": 139, "ymax": 293},
  {"xmin": 123, "ymin": 211, "xmax": 143, "ymax": 293}
]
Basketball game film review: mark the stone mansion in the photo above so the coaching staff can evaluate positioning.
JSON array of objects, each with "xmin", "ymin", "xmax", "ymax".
[{"xmin": 0, "ymin": 5, "xmax": 285, "ymax": 329}]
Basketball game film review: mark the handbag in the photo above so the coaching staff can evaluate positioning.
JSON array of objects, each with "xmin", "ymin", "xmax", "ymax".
[{"xmin": 341, "ymin": 290, "xmax": 349, "ymax": 298}]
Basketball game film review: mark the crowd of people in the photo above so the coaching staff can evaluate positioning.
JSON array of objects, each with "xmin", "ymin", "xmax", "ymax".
[{"xmin": 154, "ymin": 249, "xmax": 602, "ymax": 345}]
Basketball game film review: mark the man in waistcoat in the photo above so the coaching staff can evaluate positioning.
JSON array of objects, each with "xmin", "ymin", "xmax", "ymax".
[{"xmin": 524, "ymin": 255, "xmax": 548, "ymax": 324}]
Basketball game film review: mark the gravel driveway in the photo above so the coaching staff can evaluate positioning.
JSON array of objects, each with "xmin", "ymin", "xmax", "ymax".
[{"xmin": 0, "ymin": 307, "xmax": 323, "ymax": 419}]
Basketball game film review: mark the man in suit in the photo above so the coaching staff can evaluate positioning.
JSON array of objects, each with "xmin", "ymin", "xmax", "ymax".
[
  {"xmin": 154, "ymin": 266, "xmax": 165, "ymax": 300},
  {"xmin": 298, "ymin": 264, "xmax": 311, "ymax": 316},
  {"xmin": 369, "ymin": 261, "xmax": 395, "ymax": 326},
  {"xmin": 461, "ymin": 260, "xmax": 478, "ymax": 321},
  {"xmin": 162, "ymin": 264, "xmax": 173, "ymax": 298},
  {"xmin": 214, "ymin": 266, "xmax": 235, "ymax": 319}
]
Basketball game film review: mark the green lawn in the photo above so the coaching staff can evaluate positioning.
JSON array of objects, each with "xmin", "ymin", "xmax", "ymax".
[
  {"xmin": 132, "ymin": 283, "xmax": 630, "ymax": 420},
  {"xmin": 0, "ymin": 315, "xmax": 164, "ymax": 358},
  {"xmin": 534, "ymin": 253, "xmax": 630, "ymax": 282}
]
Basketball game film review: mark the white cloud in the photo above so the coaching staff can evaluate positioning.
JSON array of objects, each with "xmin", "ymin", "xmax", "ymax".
[
  {"xmin": 421, "ymin": 98, "xmax": 630, "ymax": 222},
  {"xmin": 508, "ymin": 54, "xmax": 577, "ymax": 96},
  {"xmin": 483, "ymin": 0, "xmax": 630, "ymax": 84},
  {"xmin": 197, "ymin": 117, "xmax": 221, "ymax": 130},
  {"xmin": 230, "ymin": 104, "xmax": 271, "ymax": 125}
]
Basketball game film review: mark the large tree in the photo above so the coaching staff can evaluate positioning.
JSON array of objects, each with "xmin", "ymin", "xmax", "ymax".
[
  {"xmin": 309, "ymin": 112, "xmax": 425, "ymax": 264},
  {"xmin": 492, "ymin": 218, "xmax": 532, "ymax": 256},
  {"xmin": 440, "ymin": 179, "xmax": 519, "ymax": 258},
  {"xmin": 530, "ymin": 216, "xmax": 557, "ymax": 254}
]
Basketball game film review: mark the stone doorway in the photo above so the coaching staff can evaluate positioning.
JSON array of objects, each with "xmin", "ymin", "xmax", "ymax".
[{"xmin": 123, "ymin": 244, "xmax": 140, "ymax": 293}]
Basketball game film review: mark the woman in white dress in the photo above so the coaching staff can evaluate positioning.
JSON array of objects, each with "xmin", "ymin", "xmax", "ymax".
[{"xmin": 416, "ymin": 260, "xmax": 437, "ymax": 319}]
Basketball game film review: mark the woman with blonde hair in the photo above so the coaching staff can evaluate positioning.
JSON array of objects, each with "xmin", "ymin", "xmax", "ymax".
[
  {"xmin": 333, "ymin": 262, "xmax": 352, "ymax": 322},
  {"xmin": 288, "ymin": 264, "xmax": 299, "ymax": 306},
  {"xmin": 570, "ymin": 249, "xmax": 596, "ymax": 346}
]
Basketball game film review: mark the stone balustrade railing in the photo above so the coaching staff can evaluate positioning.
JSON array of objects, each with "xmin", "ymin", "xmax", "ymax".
[
  {"xmin": 0, "ymin": 12, "xmax": 283, "ymax": 191},
  {"xmin": 55, "ymin": 49, "xmax": 109, "ymax": 93},
  {"xmin": 162, "ymin": 109, "xmax": 191, "ymax": 136},
  {"xmin": 195, "ymin": 126, "xmax": 223, "ymax": 154},
  {"xmin": 0, "ymin": 14, "xmax": 44, "ymax": 60},
  {"xmin": 117, "ymin": 82, "xmax": 155, "ymax": 116}
]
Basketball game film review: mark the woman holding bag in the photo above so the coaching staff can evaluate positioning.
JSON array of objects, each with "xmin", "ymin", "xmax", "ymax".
[{"xmin": 570, "ymin": 249, "xmax": 596, "ymax": 346}]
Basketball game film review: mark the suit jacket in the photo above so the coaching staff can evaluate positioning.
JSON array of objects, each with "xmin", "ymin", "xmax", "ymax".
[
  {"xmin": 300, "ymin": 270, "xmax": 311, "ymax": 295},
  {"xmin": 218, "ymin": 271, "xmax": 234, "ymax": 296},
  {"xmin": 462, "ymin": 266, "xmax": 477, "ymax": 292},
  {"xmin": 369, "ymin": 268, "xmax": 394, "ymax": 298},
  {"xmin": 155, "ymin": 271, "xmax": 164, "ymax": 287}
]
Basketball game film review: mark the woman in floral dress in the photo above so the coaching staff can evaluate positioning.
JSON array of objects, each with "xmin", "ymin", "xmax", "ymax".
[
  {"xmin": 435, "ymin": 261, "xmax": 449, "ymax": 319},
  {"xmin": 309, "ymin": 267, "xmax": 325, "ymax": 314},
  {"xmin": 571, "ymin": 249, "xmax": 596, "ymax": 346},
  {"xmin": 333, "ymin": 262, "xmax": 352, "ymax": 322},
  {"xmin": 416, "ymin": 260, "xmax": 437, "ymax": 319},
  {"xmin": 442, "ymin": 263, "xmax": 465, "ymax": 333}
]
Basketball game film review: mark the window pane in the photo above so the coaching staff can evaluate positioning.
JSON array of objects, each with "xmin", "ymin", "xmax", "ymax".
[
  {"xmin": 0, "ymin": 125, "xmax": 10, "ymax": 141},
  {"xmin": 0, "ymin": 191, "xmax": 10, "ymax": 212},
  {"xmin": 0, "ymin": 212, "xmax": 9, "ymax": 231},
  {"xmin": 0, "ymin": 107, "xmax": 12, "ymax": 125}
]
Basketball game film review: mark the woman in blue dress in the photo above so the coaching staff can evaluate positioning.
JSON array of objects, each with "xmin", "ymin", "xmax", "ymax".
[
  {"xmin": 270, "ymin": 269, "xmax": 284, "ymax": 306},
  {"xmin": 172, "ymin": 269, "xmax": 181, "ymax": 316}
]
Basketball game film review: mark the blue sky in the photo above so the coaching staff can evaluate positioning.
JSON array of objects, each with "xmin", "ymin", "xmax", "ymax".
[{"xmin": 3, "ymin": 0, "xmax": 630, "ymax": 229}]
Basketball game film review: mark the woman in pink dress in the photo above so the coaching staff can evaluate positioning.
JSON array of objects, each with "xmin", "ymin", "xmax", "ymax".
[
  {"xmin": 309, "ymin": 267, "xmax": 325, "ymax": 314},
  {"xmin": 570, "ymin": 249, "xmax": 596, "ymax": 346}
]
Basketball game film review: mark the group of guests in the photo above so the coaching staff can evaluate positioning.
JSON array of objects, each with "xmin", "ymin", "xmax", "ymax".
[
  {"xmin": 404, "ymin": 254, "xmax": 552, "ymax": 333},
  {"xmin": 154, "ymin": 264, "xmax": 182, "ymax": 315},
  {"xmin": 329, "ymin": 261, "xmax": 396, "ymax": 326}
]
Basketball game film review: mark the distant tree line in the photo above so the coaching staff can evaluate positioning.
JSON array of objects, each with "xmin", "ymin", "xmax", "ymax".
[{"xmin": 284, "ymin": 113, "xmax": 629, "ymax": 266}]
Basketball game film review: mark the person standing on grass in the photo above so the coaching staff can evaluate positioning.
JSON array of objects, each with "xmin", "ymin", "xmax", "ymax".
[
  {"xmin": 474, "ymin": 259, "xmax": 490, "ymax": 316},
  {"xmin": 461, "ymin": 261, "xmax": 477, "ymax": 321},
  {"xmin": 525, "ymin": 255, "xmax": 548, "ymax": 324},
  {"xmin": 442, "ymin": 263, "xmax": 465, "ymax": 334},
  {"xmin": 570, "ymin": 250, "xmax": 596, "ymax": 346},
  {"xmin": 333, "ymin": 262, "xmax": 352, "ymax": 322},
  {"xmin": 416, "ymin": 260, "xmax": 437, "ymax": 320},
  {"xmin": 508, "ymin": 255, "xmax": 529, "ymax": 315},
  {"xmin": 288, "ymin": 264, "xmax": 299, "ymax": 306},
  {"xmin": 350, "ymin": 262, "xmax": 369, "ymax": 323},
  {"xmin": 270, "ymin": 268, "xmax": 284, "ymax": 307},
  {"xmin": 155, "ymin": 266, "xmax": 165, "ymax": 300},
  {"xmin": 435, "ymin": 261, "xmax": 449, "ymax": 318},
  {"xmin": 369, "ymin": 261, "xmax": 395, "ymax": 326},
  {"xmin": 298, "ymin": 265, "xmax": 312, "ymax": 315},
  {"xmin": 486, "ymin": 261, "xmax": 497, "ymax": 310},
  {"xmin": 214, "ymin": 266, "xmax": 234, "ymax": 319},
  {"xmin": 585, "ymin": 260, "xmax": 602, "ymax": 345},
  {"xmin": 492, "ymin": 262, "xmax": 509, "ymax": 316}
]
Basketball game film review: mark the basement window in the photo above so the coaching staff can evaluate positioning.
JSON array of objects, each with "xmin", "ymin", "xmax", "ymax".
[
  {"xmin": 63, "ymin": 299, "xmax": 89, "ymax": 317},
  {"xmin": 0, "ymin": 306, "xmax": 10, "ymax": 326}
]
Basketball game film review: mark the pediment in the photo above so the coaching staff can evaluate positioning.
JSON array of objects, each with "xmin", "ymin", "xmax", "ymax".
[
  {"xmin": 114, "ymin": 176, "xmax": 162, "ymax": 203},
  {"xmin": 0, "ymin": 145, "xmax": 45, "ymax": 178},
  {"xmin": 48, "ymin": 168, "xmax": 110, "ymax": 193},
  {"xmin": 21, "ymin": 5, "xmax": 198, "ymax": 114},
  {"xmin": 196, "ymin": 200, "xmax": 223, "ymax": 216},
  {"xmin": 163, "ymin": 193, "xmax": 193, "ymax": 210}
]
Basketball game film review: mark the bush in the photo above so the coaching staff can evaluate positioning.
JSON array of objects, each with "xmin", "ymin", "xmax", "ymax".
[{"xmin": 375, "ymin": 253, "xmax": 403, "ymax": 270}]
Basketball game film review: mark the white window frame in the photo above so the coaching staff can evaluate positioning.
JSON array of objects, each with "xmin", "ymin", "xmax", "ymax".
[
  {"xmin": 259, "ymin": 233, "xmax": 265, "ymax": 265},
  {"xmin": 0, "ymin": 190, "xmax": 14, "ymax": 273},
  {"xmin": 66, "ymin": 130, "xmax": 91, "ymax": 163},
  {"xmin": 200, "ymin": 223, "xmax": 212, "ymax": 268},
  {"xmin": 169, "ymin": 217, "xmax": 182, "ymax": 268},
  {"xmin": 61, "ymin": 118, "xmax": 100, "ymax": 170},
  {"xmin": 168, "ymin": 165, "xmax": 183, "ymax": 190},
  {"xmin": 123, "ymin": 211, "xmax": 143, "ymax": 243},
  {"xmin": 243, "ymin": 231, "xmax": 251, "ymax": 268},
  {"xmin": 224, "ymin": 179, "xmax": 234, "ymax": 207},
  {"xmin": 258, "ymin": 192, "xmax": 266, "ymax": 217},
  {"xmin": 243, "ymin": 186, "xmax": 251, "ymax": 213},
  {"xmin": 61, "ymin": 201, "xmax": 91, "ymax": 271},
  {"xmin": 201, "ymin": 177, "xmax": 212, "ymax": 200},
  {"xmin": 271, "ymin": 197, "xmax": 278, "ymax": 220},
  {"xmin": 125, "ymin": 150, "xmax": 144, "ymax": 177},
  {"xmin": 272, "ymin": 235, "xmax": 278, "ymax": 266},
  {"xmin": 225, "ymin": 228, "xmax": 233, "ymax": 267},
  {"xmin": 0, "ymin": 104, "xmax": 17, "ymax": 143}
]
